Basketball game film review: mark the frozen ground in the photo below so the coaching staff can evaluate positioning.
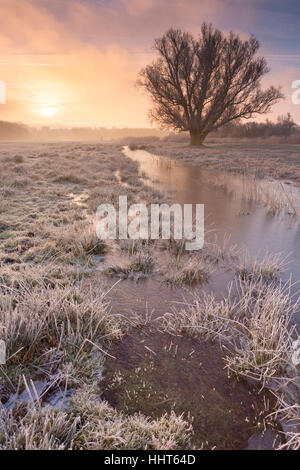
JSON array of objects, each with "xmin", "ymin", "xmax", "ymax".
[
  {"xmin": 147, "ymin": 141, "xmax": 300, "ymax": 184},
  {"xmin": 0, "ymin": 141, "xmax": 299, "ymax": 449}
]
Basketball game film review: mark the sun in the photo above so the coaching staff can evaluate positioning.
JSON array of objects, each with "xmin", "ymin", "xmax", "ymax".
[{"xmin": 41, "ymin": 107, "xmax": 56, "ymax": 117}]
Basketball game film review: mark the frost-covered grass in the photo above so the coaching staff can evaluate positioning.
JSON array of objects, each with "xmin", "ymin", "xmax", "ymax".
[
  {"xmin": 237, "ymin": 251, "xmax": 287, "ymax": 282},
  {"xmin": 148, "ymin": 142, "xmax": 300, "ymax": 216},
  {"xmin": 0, "ymin": 142, "xmax": 194, "ymax": 450},
  {"xmin": 163, "ymin": 278, "xmax": 298, "ymax": 382},
  {"xmin": 163, "ymin": 275, "xmax": 300, "ymax": 448},
  {"xmin": 2, "ymin": 141, "xmax": 300, "ymax": 449},
  {"xmin": 0, "ymin": 386, "xmax": 192, "ymax": 450},
  {"xmin": 166, "ymin": 257, "xmax": 211, "ymax": 285},
  {"xmin": 149, "ymin": 141, "xmax": 300, "ymax": 184}
]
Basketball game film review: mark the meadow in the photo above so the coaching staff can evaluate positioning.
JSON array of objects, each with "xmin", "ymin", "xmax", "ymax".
[{"xmin": 0, "ymin": 140, "xmax": 299, "ymax": 449}]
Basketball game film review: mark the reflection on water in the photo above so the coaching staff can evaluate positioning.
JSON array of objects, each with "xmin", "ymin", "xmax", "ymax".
[
  {"xmin": 100, "ymin": 147, "xmax": 288, "ymax": 449},
  {"xmin": 123, "ymin": 146, "xmax": 300, "ymax": 323}
]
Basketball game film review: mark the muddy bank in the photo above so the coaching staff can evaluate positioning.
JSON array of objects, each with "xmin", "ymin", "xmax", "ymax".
[{"xmin": 101, "ymin": 326, "xmax": 278, "ymax": 450}]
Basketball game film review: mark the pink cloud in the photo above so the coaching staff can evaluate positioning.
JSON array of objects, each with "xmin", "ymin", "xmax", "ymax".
[{"xmin": 0, "ymin": 0, "xmax": 297, "ymax": 126}]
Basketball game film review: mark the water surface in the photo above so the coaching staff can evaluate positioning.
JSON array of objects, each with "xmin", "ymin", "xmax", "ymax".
[
  {"xmin": 100, "ymin": 146, "xmax": 289, "ymax": 449},
  {"xmin": 124, "ymin": 146, "xmax": 300, "ymax": 323}
]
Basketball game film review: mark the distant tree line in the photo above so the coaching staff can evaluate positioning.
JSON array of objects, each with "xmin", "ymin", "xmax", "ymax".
[
  {"xmin": 0, "ymin": 121, "xmax": 29, "ymax": 140},
  {"xmin": 0, "ymin": 122, "xmax": 164, "ymax": 141},
  {"xmin": 30, "ymin": 126, "xmax": 164, "ymax": 141},
  {"xmin": 214, "ymin": 113, "xmax": 299, "ymax": 139},
  {"xmin": 0, "ymin": 114, "xmax": 298, "ymax": 142}
]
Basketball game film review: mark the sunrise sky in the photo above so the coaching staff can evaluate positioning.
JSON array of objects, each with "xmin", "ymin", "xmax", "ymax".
[{"xmin": 0, "ymin": 0, "xmax": 299, "ymax": 128}]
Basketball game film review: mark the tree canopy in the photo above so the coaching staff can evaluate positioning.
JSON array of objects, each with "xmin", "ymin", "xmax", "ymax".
[{"xmin": 138, "ymin": 24, "xmax": 283, "ymax": 145}]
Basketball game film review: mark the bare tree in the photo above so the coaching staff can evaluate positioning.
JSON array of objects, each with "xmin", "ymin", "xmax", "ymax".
[{"xmin": 138, "ymin": 24, "xmax": 283, "ymax": 145}]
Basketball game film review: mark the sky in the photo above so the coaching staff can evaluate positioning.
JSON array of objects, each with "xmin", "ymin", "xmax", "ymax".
[{"xmin": 0, "ymin": 0, "xmax": 299, "ymax": 128}]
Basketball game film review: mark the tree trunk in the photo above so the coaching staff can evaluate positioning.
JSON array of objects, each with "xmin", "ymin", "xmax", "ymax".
[{"xmin": 189, "ymin": 130, "xmax": 205, "ymax": 146}]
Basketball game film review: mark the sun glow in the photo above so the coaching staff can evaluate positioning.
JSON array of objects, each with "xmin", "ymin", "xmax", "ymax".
[{"xmin": 41, "ymin": 107, "xmax": 56, "ymax": 117}]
